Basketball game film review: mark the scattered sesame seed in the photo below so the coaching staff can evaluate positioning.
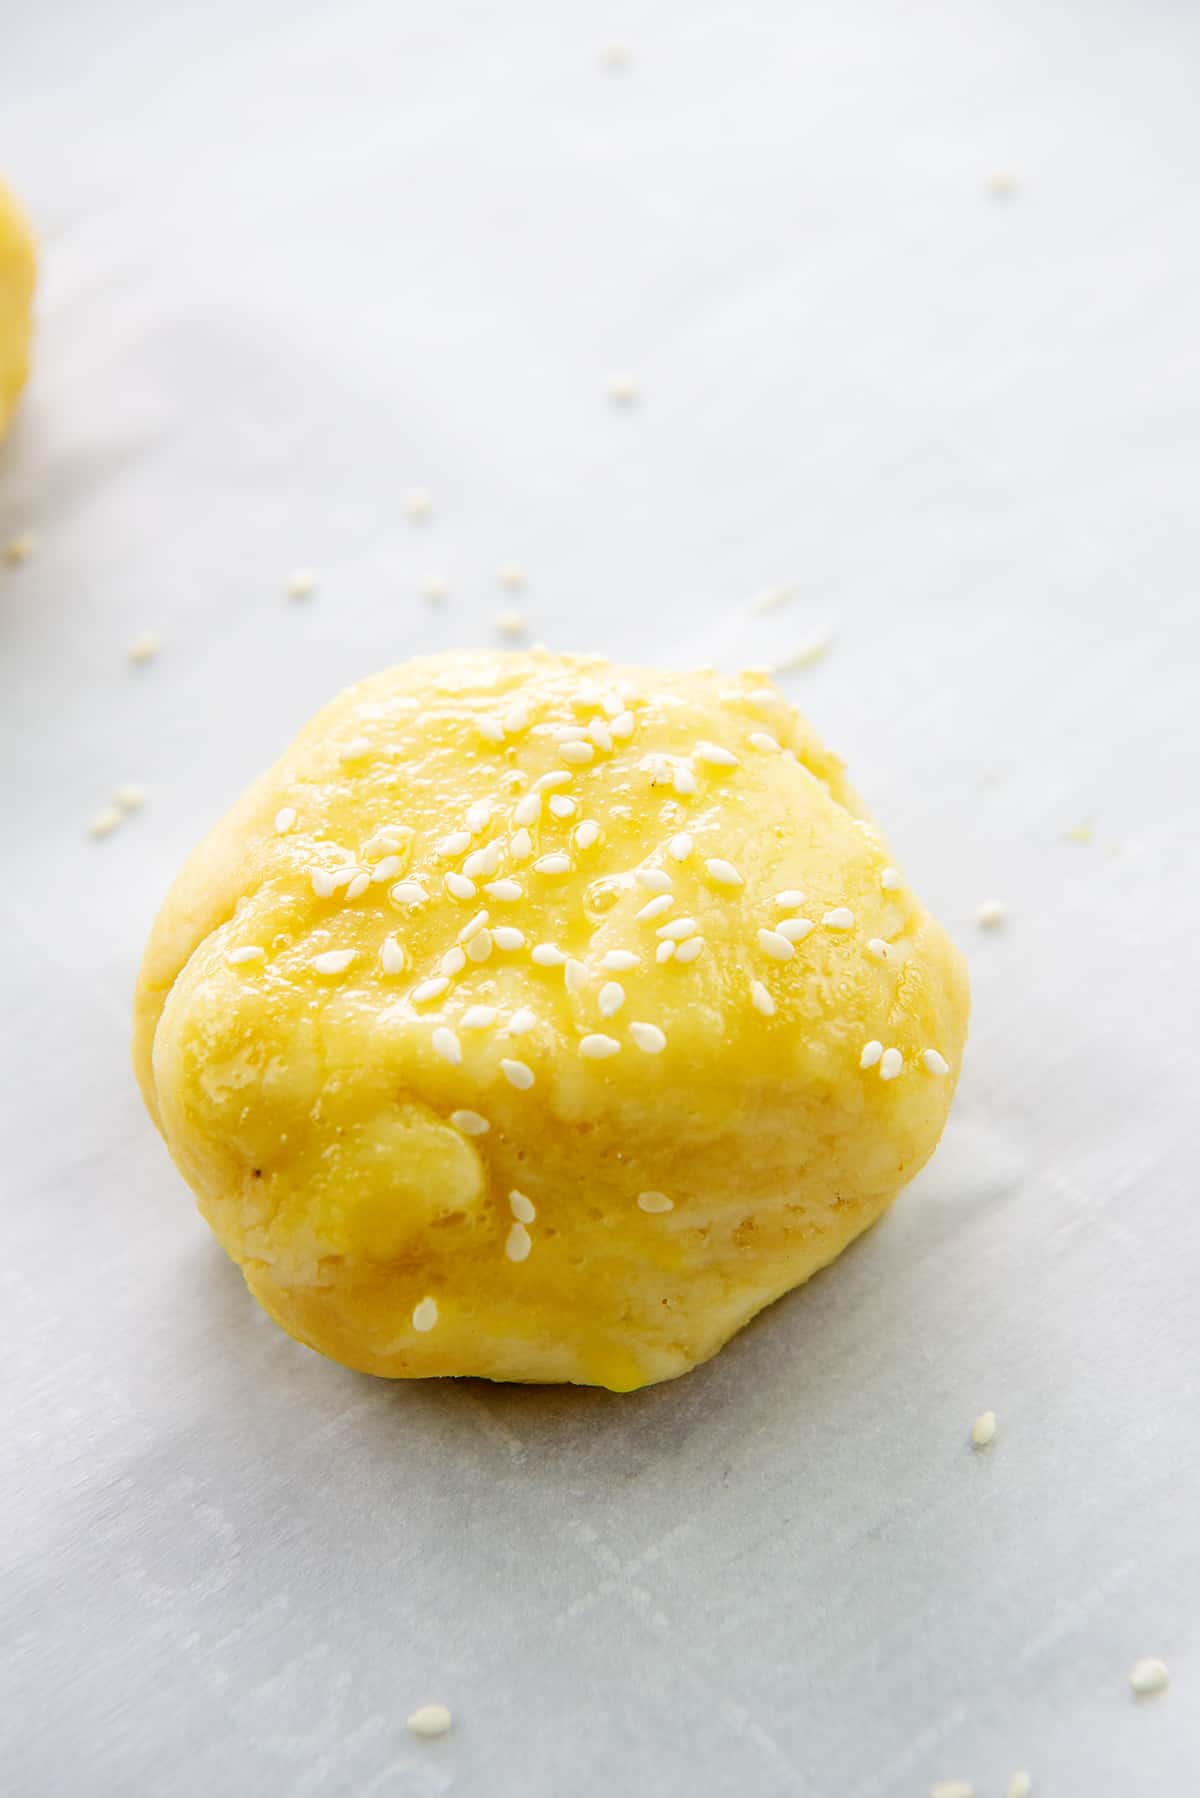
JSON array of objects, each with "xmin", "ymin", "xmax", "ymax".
[
  {"xmin": 930, "ymin": 1784, "xmax": 974, "ymax": 1798},
  {"xmin": 461, "ymin": 1005, "xmax": 498, "ymax": 1029},
  {"xmin": 476, "ymin": 716, "xmax": 505, "ymax": 744},
  {"xmin": 879, "ymin": 1048, "xmax": 903, "ymax": 1081},
  {"xmin": 985, "ymin": 171, "xmax": 1018, "ymax": 199},
  {"xmin": 274, "ymin": 807, "xmax": 298, "ymax": 834},
  {"xmin": 127, "ymin": 632, "xmax": 161, "ymax": 665},
  {"xmin": 607, "ymin": 372, "xmax": 639, "ymax": 404},
  {"xmin": 500, "ymin": 1058, "xmax": 535, "ymax": 1090},
  {"xmin": 1006, "ymin": 1774, "xmax": 1032, "ymax": 1798},
  {"xmin": 451, "ymin": 1109, "xmax": 490, "ymax": 1136},
  {"xmin": 390, "ymin": 879, "xmax": 428, "ymax": 907},
  {"xmin": 513, "ymin": 793, "xmax": 541, "ymax": 829},
  {"xmin": 532, "ymin": 943, "xmax": 566, "ymax": 967},
  {"xmin": 971, "ymin": 1411, "xmax": 997, "ymax": 1448},
  {"xmin": 923, "ymin": 1049, "xmax": 951, "ymax": 1077},
  {"xmin": 860, "ymin": 1041, "xmax": 883, "ymax": 1069},
  {"xmin": 558, "ymin": 739, "xmax": 594, "ymax": 766},
  {"xmin": 772, "ymin": 635, "xmax": 832, "ymax": 673},
  {"xmin": 668, "ymin": 833, "xmax": 693, "ymax": 861},
  {"xmin": 431, "ymin": 1025, "xmax": 462, "ymax": 1064},
  {"xmin": 1129, "ymin": 1658, "xmax": 1168, "ymax": 1697},
  {"xmin": 2, "ymin": 531, "xmax": 36, "ymax": 564},
  {"xmin": 465, "ymin": 800, "xmax": 491, "ymax": 834},
  {"xmin": 880, "ymin": 866, "xmax": 901, "ymax": 891},
  {"xmin": 598, "ymin": 39, "xmax": 633, "ymax": 70},
  {"xmin": 406, "ymin": 1702, "xmax": 451, "ymax": 1738},
  {"xmin": 495, "ymin": 607, "xmax": 528, "ymax": 639},
  {"xmin": 587, "ymin": 718, "xmax": 613, "ymax": 752},
  {"xmin": 635, "ymin": 868, "xmax": 673, "ymax": 894},
  {"xmin": 438, "ymin": 831, "xmax": 472, "ymax": 859},
  {"xmin": 976, "ymin": 899, "xmax": 1008, "ymax": 929},
  {"xmin": 822, "ymin": 907, "xmax": 855, "ymax": 929},
  {"xmin": 704, "ymin": 857, "xmax": 743, "ymax": 889},
  {"xmin": 498, "ymin": 563, "xmax": 526, "ymax": 591},
  {"xmin": 774, "ymin": 889, "xmax": 806, "ymax": 908},
  {"xmin": 412, "ymin": 1296, "xmax": 438, "ymax": 1332},
  {"xmin": 750, "ymin": 980, "xmax": 775, "ymax": 1018},
  {"xmin": 600, "ymin": 951, "xmax": 639, "ymax": 972},
  {"xmin": 757, "ymin": 928, "xmax": 795, "ymax": 962},
  {"xmin": 748, "ymin": 731, "xmax": 782, "ymax": 753},
  {"xmin": 580, "ymin": 1033, "xmax": 621, "ymax": 1059},
  {"xmin": 504, "ymin": 699, "xmax": 531, "ymax": 735},
  {"xmin": 312, "ymin": 949, "xmax": 357, "ymax": 975},
  {"xmin": 457, "ymin": 910, "xmax": 490, "ymax": 943},
  {"xmin": 534, "ymin": 852, "xmax": 572, "ymax": 876},
  {"xmin": 694, "ymin": 740, "xmax": 739, "ymax": 769},
  {"xmin": 440, "ymin": 946, "xmax": 467, "ymax": 976},
  {"xmin": 344, "ymin": 872, "xmax": 370, "ymax": 900},
  {"xmin": 609, "ymin": 710, "xmax": 635, "ymax": 740},
  {"xmin": 866, "ymin": 938, "xmax": 890, "ymax": 960},
  {"xmin": 509, "ymin": 826, "xmax": 534, "ymax": 862},
  {"xmin": 636, "ymin": 893, "xmax": 673, "ymax": 923},
  {"xmin": 413, "ymin": 976, "xmax": 450, "ymax": 1004},
  {"xmin": 507, "ymin": 1008, "xmax": 536, "ymax": 1034},
  {"xmin": 484, "ymin": 878, "xmax": 523, "ymax": 902},
  {"xmin": 629, "ymin": 1021, "xmax": 666, "ymax": 1053},
  {"xmin": 445, "ymin": 871, "xmax": 477, "ymax": 901},
  {"xmin": 509, "ymin": 1189, "xmax": 536, "ymax": 1224},
  {"xmin": 227, "ymin": 946, "xmax": 266, "ymax": 966},
  {"xmin": 655, "ymin": 941, "xmax": 676, "ymax": 964},
  {"xmin": 492, "ymin": 926, "xmax": 526, "ymax": 952},
  {"xmin": 777, "ymin": 917, "xmax": 813, "ymax": 943},
  {"xmin": 1062, "ymin": 821, "xmax": 1094, "ymax": 845},
  {"xmin": 752, "ymin": 584, "xmax": 793, "ymax": 613},
  {"xmin": 463, "ymin": 842, "xmax": 502, "ymax": 880},
  {"xmin": 381, "ymin": 936, "xmax": 405, "ymax": 974},
  {"xmin": 371, "ymin": 856, "xmax": 403, "ymax": 883},
  {"xmin": 637, "ymin": 1191, "xmax": 673, "ymax": 1213},
  {"xmin": 534, "ymin": 770, "xmax": 573, "ymax": 792},
  {"xmin": 285, "ymin": 568, "xmax": 316, "ymax": 600},
  {"xmin": 674, "ymin": 937, "xmax": 704, "ymax": 963},
  {"xmin": 404, "ymin": 487, "xmax": 432, "ymax": 523},
  {"xmin": 421, "ymin": 575, "xmax": 449, "ymax": 605},
  {"xmin": 467, "ymin": 929, "xmax": 493, "ymax": 963},
  {"xmin": 114, "ymin": 783, "xmax": 145, "ymax": 811},
  {"xmin": 574, "ymin": 819, "xmax": 601, "ymax": 850},
  {"xmin": 311, "ymin": 869, "xmax": 335, "ymax": 898},
  {"xmin": 657, "ymin": 916, "xmax": 699, "ymax": 942},
  {"xmin": 506, "ymin": 1221, "xmax": 533, "ymax": 1261},
  {"xmin": 549, "ymin": 794, "xmax": 577, "ymax": 819},
  {"xmin": 671, "ymin": 763, "xmax": 697, "ymax": 796},
  {"xmin": 598, "ymin": 981, "xmax": 625, "ymax": 1016},
  {"xmin": 564, "ymin": 957, "xmax": 587, "ymax": 994}
]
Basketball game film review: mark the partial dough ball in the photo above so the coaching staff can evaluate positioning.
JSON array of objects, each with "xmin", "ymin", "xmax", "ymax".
[
  {"xmin": 134, "ymin": 652, "xmax": 968, "ymax": 1390},
  {"xmin": 0, "ymin": 180, "xmax": 35, "ymax": 439}
]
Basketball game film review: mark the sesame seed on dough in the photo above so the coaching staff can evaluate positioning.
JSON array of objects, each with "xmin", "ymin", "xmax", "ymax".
[
  {"xmin": 1129, "ymin": 1658, "xmax": 1168, "ymax": 1697},
  {"xmin": 226, "ymin": 946, "xmax": 266, "ymax": 966},
  {"xmin": 467, "ymin": 930, "xmax": 493, "ymax": 963},
  {"xmin": 507, "ymin": 1008, "xmax": 536, "ymax": 1035},
  {"xmin": 530, "ymin": 942, "xmax": 566, "ymax": 968},
  {"xmin": 412, "ymin": 977, "xmax": 449, "ymax": 1004},
  {"xmin": 391, "ymin": 879, "xmax": 429, "ymax": 907},
  {"xmin": 748, "ymin": 731, "xmax": 782, "ymax": 753},
  {"xmin": 657, "ymin": 916, "xmax": 699, "ymax": 942},
  {"xmin": 879, "ymin": 1048, "xmax": 903, "ymax": 1081},
  {"xmin": 636, "ymin": 894, "xmax": 673, "ymax": 923},
  {"xmin": 476, "ymin": 715, "xmax": 505, "ymax": 744},
  {"xmin": 465, "ymin": 800, "xmax": 492, "ymax": 834},
  {"xmin": 534, "ymin": 770, "xmax": 573, "ymax": 793},
  {"xmin": 601, "ymin": 950, "xmax": 640, "ymax": 972},
  {"xmin": 380, "ymin": 937, "xmax": 406, "ymax": 974},
  {"xmin": 440, "ymin": 946, "xmax": 466, "ymax": 977},
  {"xmin": 411, "ymin": 1296, "xmax": 438, "ymax": 1332},
  {"xmin": 880, "ymin": 866, "xmax": 901, "ymax": 890},
  {"xmin": 344, "ymin": 872, "xmax": 370, "ymax": 900},
  {"xmin": 694, "ymin": 740, "xmax": 739, "ymax": 770},
  {"xmin": 971, "ymin": 1410, "xmax": 997, "ymax": 1447},
  {"xmin": 668, "ymin": 832, "xmax": 693, "ymax": 861},
  {"xmin": 549, "ymin": 794, "xmax": 577, "ymax": 820},
  {"xmin": 438, "ymin": 830, "xmax": 473, "ymax": 859},
  {"xmin": 705, "ymin": 858, "xmax": 744, "ymax": 889},
  {"xmin": 463, "ymin": 842, "xmax": 502, "ymax": 880},
  {"xmin": 750, "ymin": 980, "xmax": 775, "ymax": 1017},
  {"xmin": 655, "ymin": 941, "xmax": 676, "ymax": 964},
  {"xmin": 629, "ymin": 1021, "xmax": 666, "ymax": 1054},
  {"xmin": 513, "ymin": 793, "xmax": 541, "ymax": 828},
  {"xmin": 609, "ymin": 710, "xmax": 635, "ymax": 739},
  {"xmin": 671, "ymin": 763, "xmax": 697, "ymax": 796},
  {"xmin": 774, "ymin": 889, "xmax": 805, "ymax": 908},
  {"xmin": 371, "ymin": 857, "xmax": 402, "ymax": 883},
  {"xmin": 635, "ymin": 868, "xmax": 673, "ymax": 894},
  {"xmin": 598, "ymin": 982, "xmax": 625, "ymax": 1017},
  {"xmin": 776, "ymin": 918, "xmax": 813, "ymax": 943},
  {"xmin": 500, "ymin": 1058, "xmax": 535, "ymax": 1090},
  {"xmin": 445, "ymin": 872, "xmax": 477, "ymax": 901},
  {"xmin": 431, "ymin": 1026, "xmax": 462, "ymax": 1064},
  {"xmin": 461, "ymin": 1006, "xmax": 498, "ymax": 1030},
  {"xmin": 485, "ymin": 878, "xmax": 523, "ymax": 902},
  {"xmin": 509, "ymin": 1190, "xmax": 536, "ymax": 1224},
  {"xmin": 492, "ymin": 926, "xmax": 526, "ymax": 951},
  {"xmin": 865, "ymin": 938, "xmax": 890, "ymax": 960},
  {"xmin": 285, "ymin": 568, "xmax": 317, "ymax": 600},
  {"xmin": 504, "ymin": 699, "xmax": 531, "ymax": 735},
  {"xmin": 822, "ymin": 907, "xmax": 855, "ymax": 929},
  {"xmin": 860, "ymin": 1041, "xmax": 883, "ymax": 1069},
  {"xmin": 564, "ymin": 959, "xmax": 587, "ymax": 994},
  {"xmin": 558, "ymin": 739, "xmax": 594, "ymax": 766},
  {"xmin": 274, "ymin": 807, "xmax": 298, "ymax": 833},
  {"xmin": 457, "ymin": 909, "xmax": 490, "ymax": 943},
  {"xmin": 312, "ymin": 949, "xmax": 357, "ymax": 975},
  {"xmin": 587, "ymin": 718, "xmax": 613, "ymax": 752},
  {"xmin": 637, "ymin": 1191, "xmax": 673, "ymax": 1213},
  {"xmin": 406, "ymin": 1702, "xmax": 452, "ymax": 1737},
  {"xmin": 923, "ymin": 1049, "xmax": 951, "ymax": 1077},
  {"xmin": 574, "ymin": 819, "xmax": 601, "ymax": 850},
  {"xmin": 510, "ymin": 827, "xmax": 534, "ymax": 862},
  {"xmin": 506, "ymin": 1221, "xmax": 533, "ymax": 1261},
  {"xmin": 757, "ymin": 928, "xmax": 795, "ymax": 962},
  {"xmin": 580, "ymin": 1034, "xmax": 621, "ymax": 1059},
  {"xmin": 534, "ymin": 852, "xmax": 572, "ymax": 876},
  {"xmin": 674, "ymin": 937, "xmax": 704, "ymax": 963},
  {"xmin": 450, "ymin": 1109, "xmax": 489, "ymax": 1136}
]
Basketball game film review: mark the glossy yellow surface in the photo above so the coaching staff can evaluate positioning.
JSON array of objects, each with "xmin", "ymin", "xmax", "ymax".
[
  {"xmin": 134, "ymin": 652, "xmax": 969, "ymax": 1390},
  {"xmin": 0, "ymin": 181, "xmax": 35, "ymax": 440}
]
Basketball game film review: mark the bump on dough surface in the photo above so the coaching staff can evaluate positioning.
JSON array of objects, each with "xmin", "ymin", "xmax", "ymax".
[
  {"xmin": 0, "ymin": 181, "xmax": 35, "ymax": 438},
  {"xmin": 134, "ymin": 651, "xmax": 969, "ymax": 1390}
]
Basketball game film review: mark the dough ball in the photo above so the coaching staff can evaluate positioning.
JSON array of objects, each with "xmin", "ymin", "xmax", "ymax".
[
  {"xmin": 0, "ymin": 180, "xmax": 35, "ymax": 440},
  {"xmin": 134, "ymin": 652, "xmax": 969, "ymax": 1390}
]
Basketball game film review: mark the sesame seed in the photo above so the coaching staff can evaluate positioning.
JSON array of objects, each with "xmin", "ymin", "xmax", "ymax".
[
  {"xmin": 513, "ymin": 792, "xmax": 540, "ymax": 827},
  {"xmin": 668, "ymin": 833, "xmax": 692, "ymax": 861},
  {"xmin": 127, "ymin": 632, "xmax": 161, "ymax": 665},
  {"xmin": 476, "ymin": 716, "xmax": 505, "ymax": 744},
  {"xmin": 500, "ymin": 1058, "xmax": 535, "ymax": 1090},
  {"xmin": 757, "ymin": 928, "xmax": 795, "ymax": 961},
  {"xmin": 504, "ymin": 700, "xmax": 531, "ymax": 735},
  {"xmin": 880, "ymin": 866, "xmax": 901, "ymax": 891},
  {"xmin": 588, "ymin": 718, "xmax": 613, "ymax": 752},
  {"xmin": 534, "ymin": 770, "xmax": 572, "ymax": 793},
  {"xmin": 671, "ymin": 763, "xmax": 697, "ymax": 796},
  {"xmin": 381, "ymin": 936, "xmax": 405, "ymax": 974},
  {"xmin": 510, "ymin": 827, "xmax": 533, "ymax": 862},
  {"xmin": 636, "ymin": 894, "xmax": 673, "ymax": 923},
  {"xmin": 655, "ymin": 941, "xmax": 676, "ymax": 964},
  {"xmin": 312, "ymin": 949, "xmax": 356, "ymax": 975},
  {"xmin": 498, "ymin": 563, "xmax": 525, "ymax": 591},
  {"xmin": 341, "ymin": 736, "xmax": 371, "ymax": 764},
  {"xmin": 1006, "ymin": 1776, "xmax": 1032, "ymax": 1798},
  {"xmin": 457, "ymin": 909, "xmax": 490, "ymax": 943},
  {"xmin": 370, "ymin": 856, "xmax": 403, "ymax": 883},
  {"xmin": 574, "ymin": 819, "xmax": 601, "ymax": 850},
  {"xmin": 580, "ymin": 1034, "xmax": 621, "ymax": 1059},
  {"xmin": 879, "ymin": 1048, "xmax": 903, "ymax": 1081},
  {"xmin": 412, "ymin": 1296, "xmax": 438, "ymax": 1332},
  {"xmin": 752, "ymin": 584, "xmax": 792, "ymax": 613},
  {"xmin": 420, "ymin": 574, "xmax": 451, "ymax": 607},
  {"xmin": 463, "ymin": 842, "xmax": 502, "ymax": 879},
  {"xmin": 528, "ymin": 946, "xmax": 565, "ymax": 973},
  {"xmin": 609, "ymin": 711, "xmax": 635, "ymax": 740},
  {"xmin": 412, "ymin": 976, "xmax": 450, "ymax": 1004},
  {"xmin": 866, "ymin": 938, "xmax": 890, "ymax": 960},
  {"xmin": 607, "ymin": 372, "xmax": 639, "ymax": 404},
  {"xmin": 549, "ymin": 794, "xmax": 577, "ymax": 819},
  {"xmin": 461, "ymin": 1006, "xmax": 498, "ymax": 1029},
  {"xmin": 445, "ymin": 872, "xmax": 477, "ymax": 901},
  {"xmin": 226, "ymin": 946, "xmax": 265, "ymax": 966},
  {"xmin": 506, "ymin": 1221, "xmax": 533, "ymax": 1261},
  {"xmin": 629, "ymin": 1021, "xmax": 666, "ymax": 1054},
  {"xmin": 558, "ymin": 740, "xmax": 594, "ymax": 766},
  {"xmin": 492, "ymin": 926, "xmax": 526, "ymax": 952},
  {"xmin": 748, "ymin": 731, "xmax": 782, "ymax": 753},
  {"xmin": 695, "ymin": 740, "xmax": 739, "ymax": 769},
  {"xmin": 2, "ymin": 531, "xmax": 36, "ymax": 564},
  {"xmin": 431, "ymin": 1026, "xmax": 462, "ymax": 1064},
  {"xmin": 465, "ymin": 800, "xmax": 491, "ymax": 834},
  {"xmin": 750, "ymin": 980, "xmax": 775, "ymax": 1017},
  {"xmin": 971, "ymin": 1410, "xmax": 997, "ymax": 1448},
  {"xmin": 704, "ymin": 857, "xmax": 743, "ymax": 889},
  {"xmin": 363, "ymin": 826, "xmax": 410, "ymax": 857},
  {"xmin": 600, "ymin": 951, "xmax": 639, "ymax": 972},
  {"xmin": 657, "ymin": 916, "xmax": 699, "ymax": 941},
  {"xmin": 311, "ymin": 869, "xmax": 335, "ymax": 898},
  {"xmin": 976, "ymin": 899, "xmax": 1008, "ymax": 928},
  {"xmin": 985, "ymin": 171, "xmax": 1018, "ymax": 198},
  {"xmin": 635, "ymin": 868, "xmax": 673, "ymax": 894},
  {"xmin": 509, "ymin": 1189, "xmax": 536, "ymax": 1224},
  {"xmin": 450, "ymin": 1109, "xmax": 489, "ymax": 1136},
  {"xmin": 467, "ymin": 929, "xmax": 493, "ymax": 963},
  {"xmin": 1129, "ymin": 1658, "xmax": 1169, "ymax": 1697},
  {"xmin": 88, "ymin": 805, "xmax": 124, "ymax": 839},
  {"xmin": 598, "ymin": 981, "xmax": 625, "ymax": 1016},
  {"xmin": 438, "ymin": 830, "xmax": 472, "ymax": 859},
  {"xmin": 440, "ymin": 946, "xmax": 467, "ymax": 976},
  {"xmin": 674, "ymin": 937, "xmax": 704, "ymax": 963},
  {"xmin": 637, "ymin": 1191, "xmax": 673, "ymax": 1213},
  {"xmin": 390, "ymin": 879, "xmax": 428, "ymax": 906},
  {"xmin": 923, "ymin": 1049, "xmax": 951, "ymax": 1077},
  {"xmin": 285, "ymin": 567, "xmax": 317, "ymax": 600},
  {"xmin": 406, "ymin": 1703, "xmax": 452, "ymax": 1738},
  {"xmin": 774, "ymin": 890, "xmax": 805, "ymax": 908},
  {"xmin": 274, "ymin": 806, "xmax": 297, "ymax": 833},
  {"xmin": 404, "ymin": 487, "xmax": 432, "ymax": 523},
  {"xmin": 534, "ymin": 852, "xmax": 572, "ymax": 875},
  {"xmin": 930, "ymin": 1784, "xmax": 974, "ymax": 1798},
  {"xmin": 860, "ymin": 1041, "xmax": 883, "ymax": 1069},
  {"xmin": 822, "ymin": 907, "xmax": 855, "ymax": 929},
  {"xmin": 772, "ymin": 635, "xmax": 832, "ymax": 673},
  {"xmin": 344, "ymin": 872, "xmax": 370, "ymax": 900},
  {"xmin": 599, "ymin": 39, "xmax": 633, "ymax": 70},
  {"xmin": 564, "ymin": 958, "xmax": 587, "ymax": 994},
  {"xmin": 495, "ymin": 607, "xmax": 527, "ymax": 638},
  {"xmin": 484, "ymin": 878, "xmax": 523, "ymax": 902},
  {"xmin": 507, "ymin": 1008, "xmax": 536, "ymax": 1034},
  {"xmin": 777, "ymin": 917, "xmax": 813, "ymax": 943}
]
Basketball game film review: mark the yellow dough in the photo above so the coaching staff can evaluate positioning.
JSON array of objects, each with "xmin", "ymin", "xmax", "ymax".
[
  {"xmin": 0, "ymin": 180, "xmax": 35, "ymax": 440},
  {"xmin": 134, "ymin": 652, "xmax": 969, "ymax": 1390}
]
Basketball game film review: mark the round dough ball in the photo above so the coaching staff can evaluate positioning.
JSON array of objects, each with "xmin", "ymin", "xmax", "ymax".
[
  {"xmin": 134, "ymin": 652, "xmax": 969, "ymax": 1390},
  {"xmin": 0, "ymin": 180, "xmax": 35, "ymax": 440}
]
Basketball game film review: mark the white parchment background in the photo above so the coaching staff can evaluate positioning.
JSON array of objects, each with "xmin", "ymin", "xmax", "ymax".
[{"xmin": 1, "ymin": 2, "xmax": 1197, "ymax": 1793}]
